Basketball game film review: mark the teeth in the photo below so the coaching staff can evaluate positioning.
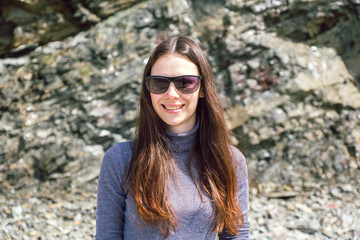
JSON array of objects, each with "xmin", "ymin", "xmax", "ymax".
[{"xmin": 164, "ymin": 105, "xmax": 182, "ymax": 110}]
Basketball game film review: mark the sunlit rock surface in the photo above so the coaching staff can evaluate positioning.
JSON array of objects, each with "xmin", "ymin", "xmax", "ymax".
[{"xmin": 1, "ymin": 0, "xmax": 359, "ymax": 239}]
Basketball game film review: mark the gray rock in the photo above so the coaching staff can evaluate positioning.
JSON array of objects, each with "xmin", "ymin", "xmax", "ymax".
[{"xmin": 0, "ymin": 0, "xmax": 360, "ymax": 239}]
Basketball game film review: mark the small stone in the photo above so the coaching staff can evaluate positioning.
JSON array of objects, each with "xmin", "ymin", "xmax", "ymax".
[
  {"xmin": 339, "ymin": 184, "xmax": 353, "ymax": 193},
  {"xmin": 12, "ymin": 206, "xmax": 23, "ymax": 218},
  {"xmin": 330, "ymin": 188, "xmax": 343, "ymax": 199}
]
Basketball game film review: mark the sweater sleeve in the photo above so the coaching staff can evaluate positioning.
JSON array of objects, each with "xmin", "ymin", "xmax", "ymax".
[
  {"xmin": 96, "ymin": 143, "xmax": 130, "ymax": 240},
  {"xmin": 218, "ymin": 147, "xmax": 250, "ymax": 240}
]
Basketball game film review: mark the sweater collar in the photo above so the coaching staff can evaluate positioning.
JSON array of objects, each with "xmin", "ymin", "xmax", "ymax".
[{"xmin": 166, "ymin": 121, "xmax": 199, "ymax": 153}]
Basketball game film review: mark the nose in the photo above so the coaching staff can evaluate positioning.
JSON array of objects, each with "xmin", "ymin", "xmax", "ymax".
[{"xmin": 165, "ymin": 82, "xmax": 180, "ymax": 98}]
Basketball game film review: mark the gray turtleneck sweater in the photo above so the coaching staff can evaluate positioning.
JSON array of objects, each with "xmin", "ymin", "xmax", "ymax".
[{"xmin": 96, "ymin": 122, "xmax": 250, "ymax": 239}]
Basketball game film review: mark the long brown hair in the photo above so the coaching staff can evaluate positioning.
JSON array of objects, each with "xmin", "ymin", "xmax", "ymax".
[{"xmin": 127, "ymin": 35, "xmax": 244, "ymax": 237}]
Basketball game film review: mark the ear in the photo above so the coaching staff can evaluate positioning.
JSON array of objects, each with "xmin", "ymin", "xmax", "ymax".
[{"xmin": 199, "ymin": 87, "xmax": 205, "ymax": 98}]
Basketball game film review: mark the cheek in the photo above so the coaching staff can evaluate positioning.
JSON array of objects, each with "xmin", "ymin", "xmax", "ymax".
[
  {"xmin": 186, "ymin": 95, "xmax": 200, "ymax": 108},
  {"xmin": 188, "ymin": 92, "xmax": 200, "ymax": 102},
  {"xmin": 150, "ymin": 94, "xmax": 161, "ymax": 111},
  {"xmin": 150, "ymin": 93, "xmax": 157, "ymax": 104}
]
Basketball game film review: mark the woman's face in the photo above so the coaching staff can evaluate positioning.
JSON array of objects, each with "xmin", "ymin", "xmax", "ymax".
[{"xmin": 150, "ymin": 53, "xmax": 203, "ymax": 134}]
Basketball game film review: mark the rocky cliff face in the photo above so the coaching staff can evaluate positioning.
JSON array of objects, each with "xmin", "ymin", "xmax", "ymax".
[
  {"xmin": 1, "ymin": 0, "xmax": 360, "ymax": 239},
  {"xmin": 1, "ymin": 0, "xmax": 359, "ymax": 189},
  {"xmin": 0, "ymin": 0, "xmax": 140, "ymax": 57}
]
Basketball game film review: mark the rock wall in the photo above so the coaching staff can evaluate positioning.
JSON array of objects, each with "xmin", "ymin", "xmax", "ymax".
[
  {"xmin": 0, "ymin": 0, "xmax": 140, "ymax": 57},
  {"xmin": 1, "ymin": 0, "xmax": 360, "ymax": 191}
]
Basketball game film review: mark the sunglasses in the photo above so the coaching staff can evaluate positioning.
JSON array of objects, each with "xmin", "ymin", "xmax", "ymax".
[{"xmin": 145, "ymin": 75, "xmax": 202, "ymax": 94}]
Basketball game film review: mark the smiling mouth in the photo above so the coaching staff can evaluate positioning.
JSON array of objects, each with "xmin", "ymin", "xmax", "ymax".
[{"xmin": 162, "ymin": 105, "xmax": 184, "ymax": 110}]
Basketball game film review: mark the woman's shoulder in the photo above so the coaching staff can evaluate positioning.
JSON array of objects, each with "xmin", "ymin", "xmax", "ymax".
[
  {"xmin": 105, "ymin": 139, "xmax": 134, "ymax": 155},
  {"xmin": 229, "ymin": 145, "xmax": 246, "ymax": 163},
  {"xmin": 229, "ymin": 145, "xmax": 248, "ymax": 171},
  {"xmin": 230, "ymin": 145, "xmax": 249, "ymax": 188},
  {"xmin": 102, "ymin": 139, "xmax": 135, "ymax": 170}
]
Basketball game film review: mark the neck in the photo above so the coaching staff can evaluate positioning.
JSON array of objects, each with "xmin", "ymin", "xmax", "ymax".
[{"xmin": 166, "ymin": 120, "xmax": 199, "ymax": 153}]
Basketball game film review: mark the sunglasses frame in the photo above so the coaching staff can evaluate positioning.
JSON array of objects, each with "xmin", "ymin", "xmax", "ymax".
[{"xmin": 145, "ymin": 75, "xmax": 202, "ymax": 94}]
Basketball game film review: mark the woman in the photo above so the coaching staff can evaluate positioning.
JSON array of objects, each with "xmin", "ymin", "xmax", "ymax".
[{"xmin": 96, "ymin": 35, "xmax": 250, "ymax": 239}]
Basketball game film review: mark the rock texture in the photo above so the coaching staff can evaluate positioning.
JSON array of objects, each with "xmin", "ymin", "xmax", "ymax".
[
  {"xmin": 0, "ymin": 0, "xmax": 140, "ymax": 57},
  {"xmin": 1, "ymin": 0, "xmax": 360, "ymax": 239}
]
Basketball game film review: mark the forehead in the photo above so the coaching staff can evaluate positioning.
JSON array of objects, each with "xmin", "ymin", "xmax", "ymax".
[{"xmin": 151, "ymin": 53, "xmax": 199, "ymax": 76}]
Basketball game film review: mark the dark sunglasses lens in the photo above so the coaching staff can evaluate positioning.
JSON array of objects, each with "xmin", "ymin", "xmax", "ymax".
[
  {"xmin": 146, "ymin": 77, "xmax": 169, "ymax": 94},
  {"xmin": 174, "ymin": 76, "xmax": 199, "ymax": 94}
]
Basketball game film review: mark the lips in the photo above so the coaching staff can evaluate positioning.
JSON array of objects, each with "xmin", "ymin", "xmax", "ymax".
[{"xmin": 162, "ymin": 104, "xmax": 184, "ymax": 110}]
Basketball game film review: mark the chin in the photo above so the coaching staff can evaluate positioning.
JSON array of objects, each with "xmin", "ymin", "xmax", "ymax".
[{"xmin": 164, "ymin": 120, "xmax": 182, "ymax": 127}]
